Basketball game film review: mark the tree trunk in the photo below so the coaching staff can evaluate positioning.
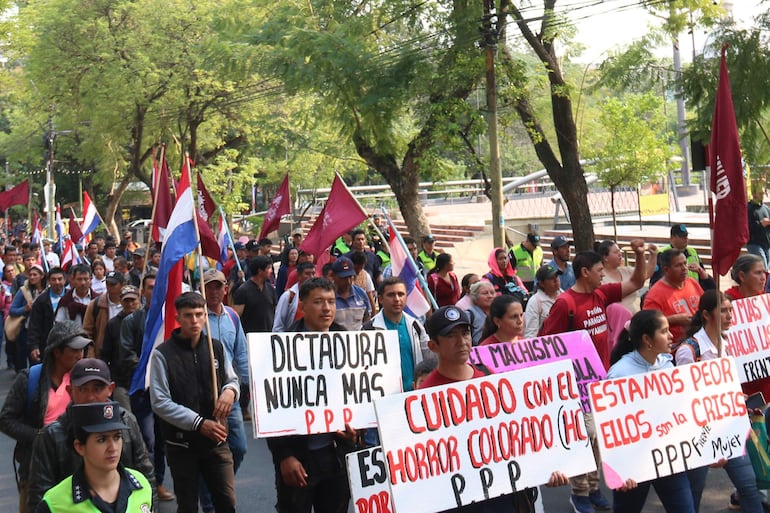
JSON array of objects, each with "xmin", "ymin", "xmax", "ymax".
[
  {"xmin": 504, "ymin": 1, "xmax": 596, "ymax": 251},
  {"xmin": 353, "ymin": 134, "xmax": 431, "ymax": 238},
  {"xmin": 105, "ymin": 175, "xmax": 132, "ymax": 237}
]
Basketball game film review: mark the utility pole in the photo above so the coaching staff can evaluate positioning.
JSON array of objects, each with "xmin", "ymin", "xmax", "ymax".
[{"xmin": 483, "ymin": 0, "xmax": 504, "ymax": 248}]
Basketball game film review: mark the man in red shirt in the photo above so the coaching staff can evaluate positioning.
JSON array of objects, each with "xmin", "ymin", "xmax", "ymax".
[
  {"xmin": 540, "ymin": 240, "xmax": 653, "ymax": 513},
  {"xmin": 419, "ymin": 305, "xmax": 569, "ymax": 512},
  {"xmin": 643, "ymin": 248, "xmax": 703, "ymax": 344},
  {"xmin": 541, "ymin": 240, "xmax": 652, "ymax": 370}
]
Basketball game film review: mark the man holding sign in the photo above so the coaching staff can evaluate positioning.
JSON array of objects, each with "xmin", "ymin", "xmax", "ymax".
[
  {"xmin": 541, "ymin": 241, "xmax": 654, "ymax": 513},
  {"xmin": 419, "ymin": 306, "xmax": 569, "ymax": 512},
  {"xmin": 266, "ymin": 277, "xmax": 355, "ymax": 513}
]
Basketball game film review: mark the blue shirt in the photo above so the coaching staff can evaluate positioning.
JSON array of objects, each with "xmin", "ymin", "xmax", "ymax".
[
  {"xmin": 204, "ymin": 306, "xmax": 250, "ymax": 385},
  {"xmin": 384, "ymin": 315, "xmax": 415, "ymax": 391},
  {"xmin": 548, "ymin": 258, "xmax": 576, "ymax": 291}
]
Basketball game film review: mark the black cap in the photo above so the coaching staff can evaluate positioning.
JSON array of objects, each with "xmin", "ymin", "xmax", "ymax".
[
  {"xmin": 131, "ymin": 247, "xmax": 146, "ymax": 257},
  {"xmin": 423, "ymin": 235, "xmax": 435, "ymax": 243},
  {"xmin": 527, "ymin": 232, "xmax": 541, "ymax": 246},
  {"xmin": 70, "ymin": 358, "xmax": 111, "ymax": 386},
  {"xmin": 426, "ymin": 306, "xmax": 471, "ymax": 340},
  {"xmin": 331, "ymin": 256, "xmax": 355, "ymax": 278},
  {"xmin": 536, "ymin": 264, "xmax": 562, "ymax": 283},
  {"xmin": 105, "ymin": 271, "xmax": 125, "ymax": 284},
  {"xmin": 245, "ymin": 239, "xmax": 259, "ymax": 252},
  {"xmin": 671, "ymin": 224, "xmax": 688, "ymax": 237},
  {"xmin": 71, "ymin": 401, "xmax": 128, "ymax": 433}
]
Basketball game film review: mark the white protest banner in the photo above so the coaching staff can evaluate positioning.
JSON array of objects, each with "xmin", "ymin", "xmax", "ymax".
[
  {"xmin": 374, "ymin": 360, "xmax": 595, "ymax": 513},
  {"xmin": 589, "ymin": 357, "xmax": 750, "ymax": 489},
  {"xmin": 346, "ymin": 447, "xmax": 394, "ymax": 513},
  {"xmin": 248, "ymin": 330, "xmax": 402, "ymax": 437},
  {"xmin": 725, "ymin": 293, "xmax": 770, "ymax": 383},
  {"xmin": 468, "ymin": 330, "xmax": 606, "ymax": 412}
]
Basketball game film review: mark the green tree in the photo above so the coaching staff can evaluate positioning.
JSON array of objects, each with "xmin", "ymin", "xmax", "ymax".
[{"xmin": 585, "ymin": 93, "xmax": 675, "ymax": 238}]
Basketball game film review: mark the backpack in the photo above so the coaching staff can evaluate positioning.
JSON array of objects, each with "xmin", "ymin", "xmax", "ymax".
[
  {"xmin": 540, "ymin": 288, "xmax": 607, "ymax": 335},
  {"xmin": 26, "ymin": 363, "xmax": 42, "ymax": 411},
  {"xmin": 673, "ymin": 337, "xmax": 701, "ymax": 365}
]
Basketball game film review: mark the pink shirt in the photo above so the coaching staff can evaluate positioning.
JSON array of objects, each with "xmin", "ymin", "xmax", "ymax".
[{"xmin": 44, "ymin": 372, "xmax": 72, "ymax": 425}]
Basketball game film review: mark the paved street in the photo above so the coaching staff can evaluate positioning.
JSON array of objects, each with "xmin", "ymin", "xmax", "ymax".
[{"xmin": 0, "ymin": 365, "xmax": 746, "ymax": 512}]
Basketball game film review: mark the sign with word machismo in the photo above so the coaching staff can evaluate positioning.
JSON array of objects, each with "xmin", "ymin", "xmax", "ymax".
[
  {"xmin": 725, "ymin": 293, "xmax": 770, "ymax": 383},
  {"xmin": 374, "ymin": 360, "xmax": 595, "ymax": 513},
  {"xmin": 589, "ymin": 357, "xmax": 750, "ymax": 489},
  {"xmin": 468, "ymin": 330, "xmax": 606, "ymax": 412},
  {"xmin": 247, "ymin": 330, "xmax": 402, "ymax": 437}
]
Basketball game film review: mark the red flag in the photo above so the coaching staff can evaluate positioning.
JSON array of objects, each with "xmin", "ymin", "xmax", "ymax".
[
  {"xmin": 300, "ymin": 174, "xmax": 367, "ymax": 258},
  {"xmin": 0, "ymin": 180, "xmax": 29, "ymax": 211},
  {"xmin": 196, "ymin": 173, "xmax": 217, "ymax": 221},
  {"xmin": 151, "ymin": 147, "xmax": 174, "ymax": 243},
  {"xmin": 709, "ymin": 47, "xmax": 748, "ymax": 276},
  {"xmin": 259, "ymin": 173, "xmax": 291, "ymax": 240},
  {"xmin": 67, "ymin": 211, "xmax": 84, "ymax": 244},
  {"xmin": 192, "ymin": 169, "xmax": 221, "ymax": 262}
]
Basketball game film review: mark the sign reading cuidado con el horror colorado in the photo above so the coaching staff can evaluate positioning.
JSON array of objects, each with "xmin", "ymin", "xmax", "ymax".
[
  {"xmin": 725, "ymin": 293, "xmax": 770, "ymax": 383},
  {"xmin": 374, "ymin": 360, "xmax": 595, "ymax": 513},
  {"xmin": 468, "ymin": 330, "xmax": 605, "ymax": 412},
  {"xmin": 589, "ymin": 357, "xmax": 749, "ymax": 489},
  {"xmin": 247, "ymin": 330, "xmax": 402, "ymax": 437}
]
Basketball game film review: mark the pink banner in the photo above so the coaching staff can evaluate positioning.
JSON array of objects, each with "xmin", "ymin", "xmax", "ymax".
[{"xmin": 468, "ymin": 330, "xmax": 605, "ymax": 412}]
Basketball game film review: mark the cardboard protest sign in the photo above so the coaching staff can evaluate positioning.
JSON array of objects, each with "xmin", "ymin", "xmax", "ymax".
[
  {"xmin": 374, "ymin": 360, "xmax": 595, "ymax": 513},
  {"xmin": 468, "ymin": 330, "xmax": 605, "ymax": 412},
  {"xmin": 589, "ymin": 357, "xmax": 750, "ymax": 489},
  {"xmin": 346, "ymin": 447, "xmax": 394, "ymax": 513},
  {"xmin": 725, "ymin": 293, "xmax": 770, "ymax": 383},
  {"xmin": 346, "ymin": 446, "xmax": 545, "ymax": 513},
  {"xmin": 248, "ymin": 330, "xmax": 402, "ymax": 437}
]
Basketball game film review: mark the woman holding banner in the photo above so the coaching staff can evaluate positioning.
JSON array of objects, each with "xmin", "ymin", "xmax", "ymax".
[
  {"xmin": 607, "ymin": 310, "xmax": 698, "ymax": 513},
  {"xmin": 478, "ymin": 295, "xmax": 525, "ymax": 346},
  {"xmin": 678, "ymin": 290, "xmax": 766, "ymax": 513}
]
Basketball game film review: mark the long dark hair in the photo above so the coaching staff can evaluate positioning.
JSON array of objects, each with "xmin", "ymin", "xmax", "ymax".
[
  {"xmin": 430, "ymin": 253, "xmax": 452, "ymax": 274},
  {"xmin": 480, "ymin": 295, "xmax": 523, "ymax": 340},
  {"xmin": 610, "ymin": 310, "xmax": 666, "ymax": 365},
  {"xmin": 687, "ymin": 289, "xmax": 727, "ymax": 338}
]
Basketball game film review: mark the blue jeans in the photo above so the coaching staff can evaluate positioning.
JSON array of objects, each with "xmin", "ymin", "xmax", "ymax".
[
  {"xmin": 612, "ymin": 471, "xmax": 696, "ymax": 513},
  {"xmin": 199, "ymin": 402, "xmax": 247, "ymax": 511},
  {"xmin": 725, "ymin": 454, "xmax": 765, "ymax": 513},
  {"xmin": 686, "ymin": 466, "xmax": 709, "ymax": 512},
  {"xmin": 130, "ymin": 390, "xmax": 166, "ymax": 485}
]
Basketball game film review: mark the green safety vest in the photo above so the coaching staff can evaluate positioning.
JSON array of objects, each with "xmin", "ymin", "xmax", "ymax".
[
  {"xmin": 660, "ymin": 244, "xmax": 702, "ymax": 281},
  {"xmin": 41, "ymin": 468, "xmax": 152, "ymax": 513},
  {"xmin": 333, "ymin": 238, "xmax": 350, "ymax": 256},
  {"xmin": 376, "ymin": 250, "xmax": 391, "ymax": 267},
  {"xmin": 418, "ymin": 250, "xmax": 437, "ymax": 272},
  {"xmin": 512, "ymin": 244, "xmax": 543, "ymax": 283}
]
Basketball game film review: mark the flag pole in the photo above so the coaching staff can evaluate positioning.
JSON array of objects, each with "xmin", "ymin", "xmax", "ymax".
[
  {"xmin": 188, "ymin": 156, "xmax": 220, "ymax": 408},
  {"xmin": 219, "ymin": 206, "xmax": 242, "ymax": 274},
  {"xmin": 147, "ymin": 145, "xmax": 163, "ymax": 249},
  {"xmin": 381, "ymin": 208, "xmax": 439, "ymax": 310}
]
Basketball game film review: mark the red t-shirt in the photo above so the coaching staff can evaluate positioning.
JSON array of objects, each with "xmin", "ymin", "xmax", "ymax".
[
  {"xmin": 540, "ymin": 283, "xmax": 623, "ymax": 371},
  {"xmin": 428, "ymin": 272, "xmax": 460, "ymax": 307},
  {"xmin": 478, "ymin": 334, "xmax": 521, "ymax": 346},
  {"xmin": 642, "ymin": 278, "xmax": 703, "ymax": 343},
  {"xmin": 418, "ymin": 365, "xmax": 487, "ymax": 389}
]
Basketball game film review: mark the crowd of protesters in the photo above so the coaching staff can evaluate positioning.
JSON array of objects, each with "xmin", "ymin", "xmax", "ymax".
[{"xmin": 0, "ymin": 215, "xmax": 767, "ymax": 513}]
